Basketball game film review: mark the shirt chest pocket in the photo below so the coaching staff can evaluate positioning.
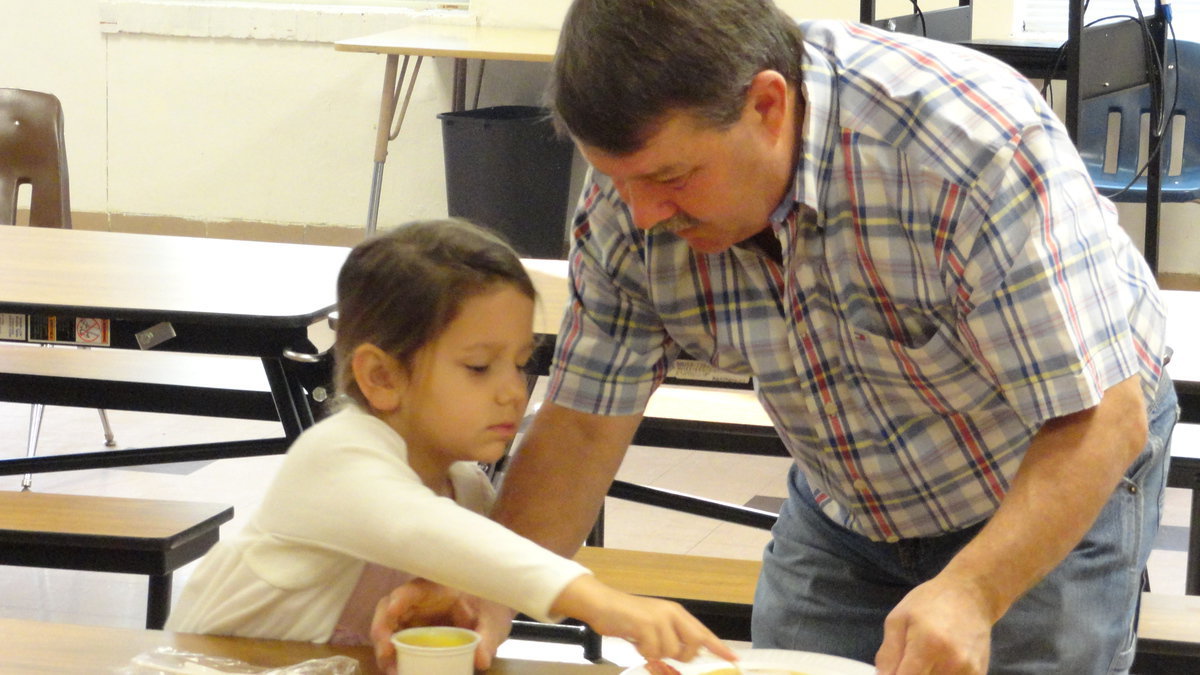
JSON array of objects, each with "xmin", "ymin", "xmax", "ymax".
[{"xmin": 842, "ymin": 319, "xmax": 1001, "ymax": 420}]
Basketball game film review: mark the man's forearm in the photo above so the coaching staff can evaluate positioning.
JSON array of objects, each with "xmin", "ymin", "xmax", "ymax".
[
  {"xmin": 492, "ymin": 402, "xmax": 642, "ymax": 557},
  {"xmin": 937, "ymin": 376, "xmax": 1149, "ymax": 621}
]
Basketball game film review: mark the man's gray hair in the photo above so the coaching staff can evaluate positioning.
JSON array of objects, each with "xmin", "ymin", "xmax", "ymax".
[{"xmin": 547, "ymin": 0, "xmax": 806, "ymax": 155}]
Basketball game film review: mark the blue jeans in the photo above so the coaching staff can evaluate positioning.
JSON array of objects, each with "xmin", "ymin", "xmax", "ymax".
[{"xmin": 752, "ymin": 375, "xmax": 1176, "ymax": 674}]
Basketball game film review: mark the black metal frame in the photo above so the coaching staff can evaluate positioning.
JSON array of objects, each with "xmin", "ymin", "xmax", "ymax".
[
  {"xmin": 0, "ymin": 319, "xmax": 334, "ymax": 476},
  {"xmin": 864, "ymin": 0, "xmax": 973, "ymax": 42}
]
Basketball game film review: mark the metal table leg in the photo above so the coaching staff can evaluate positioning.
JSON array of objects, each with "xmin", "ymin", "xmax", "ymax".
[
  {"xmin": 147, "ymin": 574, "xmax": 172, "ymax": 629},
  {"xmin": 365, "ymin": 53, "xmax": 423, "ymax": 235}
]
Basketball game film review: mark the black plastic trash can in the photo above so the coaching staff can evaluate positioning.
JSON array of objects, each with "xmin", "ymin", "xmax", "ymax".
[{"xmin": 439, "ymin": 106, "xmax": 574, "ymax": 259}]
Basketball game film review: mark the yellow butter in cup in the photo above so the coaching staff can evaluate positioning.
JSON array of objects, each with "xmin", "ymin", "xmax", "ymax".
[
  {"xmin": 392, "ymin": 626, "xmax": 480, "ymax": 675},
  {"xmin": 395, "ymin": 627, "xmax": 477, "ymax": 648}
]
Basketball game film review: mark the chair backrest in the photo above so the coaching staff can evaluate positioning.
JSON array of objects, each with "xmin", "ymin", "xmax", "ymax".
[
  {"xmin": 1078, "ymin": 40, "xmax": 1200, "ymax": 200},
  {"xmin": 0, "ymin": 88, "xmax": 71, "ymax": 227}
]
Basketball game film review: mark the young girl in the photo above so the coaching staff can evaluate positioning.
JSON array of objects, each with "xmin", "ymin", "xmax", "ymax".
[{"xmin": 166, "ymin": 219, "xmax": 731, "ymax": 665}]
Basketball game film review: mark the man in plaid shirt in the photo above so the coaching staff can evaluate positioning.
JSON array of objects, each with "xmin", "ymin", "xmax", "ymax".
[{"xmin": 373, "ymin": 1, "xmax": 1176, "ymax": 673}]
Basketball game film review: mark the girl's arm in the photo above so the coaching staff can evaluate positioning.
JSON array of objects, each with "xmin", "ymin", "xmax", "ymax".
[{"xmin": 552, "ymin": 574, "xmax": 736, "ymax": 662}]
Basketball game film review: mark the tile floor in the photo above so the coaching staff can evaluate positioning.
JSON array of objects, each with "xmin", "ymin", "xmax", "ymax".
[{"xmin": 0, "ymin": 387, "xmax": 1193, "ymax": 668}]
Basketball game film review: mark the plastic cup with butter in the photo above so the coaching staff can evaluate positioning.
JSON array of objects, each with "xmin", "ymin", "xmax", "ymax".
[{"xmin": 391, "ymin": 626, "xmax": 480, "ymax": 674}]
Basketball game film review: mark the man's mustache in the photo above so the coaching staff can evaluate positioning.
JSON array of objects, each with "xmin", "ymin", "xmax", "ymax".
[{"xmin": 651, "ymin": 212, "xmax": 704, "ymax": 234}]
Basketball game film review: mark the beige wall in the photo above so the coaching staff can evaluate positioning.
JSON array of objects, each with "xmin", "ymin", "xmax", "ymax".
[{"xmin": 2, "ymin": 0, "xmax": 1191, "ymax": 272}]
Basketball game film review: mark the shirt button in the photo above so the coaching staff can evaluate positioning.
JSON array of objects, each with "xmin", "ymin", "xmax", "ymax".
[
  {"xmin": 823, "ymin": 401, "xmax": 839, "ymax": 416},
  {"xmin": 853, "ymin": 479, "xmax": 869, "ymax": 491}
]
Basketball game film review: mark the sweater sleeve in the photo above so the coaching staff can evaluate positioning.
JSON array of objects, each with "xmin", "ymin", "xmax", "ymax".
[{"xmin": 251, "ymin": 408, "xmax": 590, "ymax": 624}]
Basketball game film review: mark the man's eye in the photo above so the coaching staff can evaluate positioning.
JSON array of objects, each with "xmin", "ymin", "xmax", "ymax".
[
  {"xmin": 466, "ymin": 364, "xmax": 489, "ymax": 374},
  {"xmin": 658, "ymin": 169, "xmax": 695, "ymax": 188}
]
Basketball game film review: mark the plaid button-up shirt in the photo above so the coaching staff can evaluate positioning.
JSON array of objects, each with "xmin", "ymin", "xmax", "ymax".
[{"xmin": 546, "ymin": 21, "xmax": 1167, "ymax": 541}]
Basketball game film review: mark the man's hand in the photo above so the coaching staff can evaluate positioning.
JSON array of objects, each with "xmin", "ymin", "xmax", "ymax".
[
  {"xmin": 874, "ymin": 377, "xmax": 1149, "ymax": 674},
  {"xmin": 369, "ymin": 578, "xmax": 513, "ymax": 675},
  {"xmin": 874, "ymin": 577, "xmax": 992, "ymax": 675}
]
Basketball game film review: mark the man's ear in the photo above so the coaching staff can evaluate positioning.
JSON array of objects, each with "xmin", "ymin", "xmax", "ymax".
[
  {"xmin": 351, "ymin": 344, "xmax": 407, "ymax": 412},
  {"xmin": 745, "ymin": 69, "xmax": 790, "ymax": 138}
]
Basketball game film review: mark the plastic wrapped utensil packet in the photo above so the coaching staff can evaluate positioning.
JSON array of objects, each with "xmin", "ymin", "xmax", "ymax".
[{"xmin": 116, "ymin": 647, "xmax": 360, "ymax": 675}]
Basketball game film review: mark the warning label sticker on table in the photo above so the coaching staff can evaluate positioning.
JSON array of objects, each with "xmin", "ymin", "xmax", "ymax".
[
  {"xmin": 25, "ymin": 315, "xmax": 111, "ymax": 346},
  {"xmin": 0, "ymin": 313, "xmax": 25, "ymax": 341}
]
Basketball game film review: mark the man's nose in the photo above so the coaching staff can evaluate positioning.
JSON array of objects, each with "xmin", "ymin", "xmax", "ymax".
[{"xmin": 618, "ymin": 180, "xmax": 677, "ymax": 230}]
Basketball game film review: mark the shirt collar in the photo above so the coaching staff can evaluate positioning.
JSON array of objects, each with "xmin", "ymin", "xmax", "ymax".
[{"xmin": 781, "ymin": 31, "xmax": 837, "ymax": 231}]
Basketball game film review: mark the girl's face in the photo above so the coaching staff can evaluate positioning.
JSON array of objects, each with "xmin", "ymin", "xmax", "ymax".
[{"xmin": 391, "ymin": 284, "xmax": 536, "ymax": 479}]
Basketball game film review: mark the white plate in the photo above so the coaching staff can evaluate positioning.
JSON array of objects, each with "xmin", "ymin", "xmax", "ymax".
[{"xmin": 620, "ymin": 648, "xmax": 875, "ymax": 675}]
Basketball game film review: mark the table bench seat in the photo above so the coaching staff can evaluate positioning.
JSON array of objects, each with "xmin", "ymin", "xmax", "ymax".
[
  {"xmin": 574, "ymin": 547, "xmax": 759, "ymax": 642},
  {"xmin": 0, "ymin": 490, "xmax": 233, "ymax": 629},
  {"xmin": 0, "ymin": 343, "xmax": 278, "ymax": 420},
  {"xmin": 576, "ymin": 547, "xmax": 1200, "ymax": 671}
]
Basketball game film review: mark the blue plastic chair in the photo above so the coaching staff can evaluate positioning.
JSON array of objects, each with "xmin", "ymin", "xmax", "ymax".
[{"xmin": 1078, "ymin": 40, "xmax": 1200, "ymax": 204}]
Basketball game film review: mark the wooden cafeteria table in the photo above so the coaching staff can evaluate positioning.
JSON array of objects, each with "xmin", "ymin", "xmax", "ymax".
[
  {"xmin": 0, "ymin": 491, "xmax": 233, "ymax": 629},
  {"xmin": 0, "ymin": 250, "xmax": 562, "ymax": 479},
  {"xmin": 0, "ymin": 226, "xmax": 348, "ymax": 477},
  {"xmin": 0, "ymin": 617, "xmax": 622, "ymax": 674},
  {"xmin": 334, "ymin": 24, "xmax": 559, "ymax": 234},
  {"xmin": 1164, "ymin": 289, "xmax": 1200, "ymax": 595},
  {"xmin": 1164, "ymin": 290, "xmax": 1200, "ymax": 423}
]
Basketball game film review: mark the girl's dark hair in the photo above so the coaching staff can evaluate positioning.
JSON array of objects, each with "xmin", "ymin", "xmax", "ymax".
[
  {"xmin": 333, "ymin": 218, "xmax": 536, "ymax": 407},
  {"xmin": 547, "ymin": 0, "xmax": 806, "ymax": 155}
]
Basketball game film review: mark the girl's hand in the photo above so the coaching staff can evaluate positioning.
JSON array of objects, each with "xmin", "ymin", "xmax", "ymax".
[
  {"xmin": 552, "ymin": 574, "xmax": 737, "ymax": 663},
  {"xmin": 370, "ymin": 578, "xmax": 514, "ymax": 675}
]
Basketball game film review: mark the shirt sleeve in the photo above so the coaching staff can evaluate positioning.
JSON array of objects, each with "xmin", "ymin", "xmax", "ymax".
[
  {"xmin": 546, "ymin": 174, "xmax": 681, "ymax": 416},
  {"xmin": 252, "ymin": 409, "xmax": 590, "ymax": 624},
  {"xmin": 948, "ymin": 116, "xmax": 1166, "ymax": 426}
]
